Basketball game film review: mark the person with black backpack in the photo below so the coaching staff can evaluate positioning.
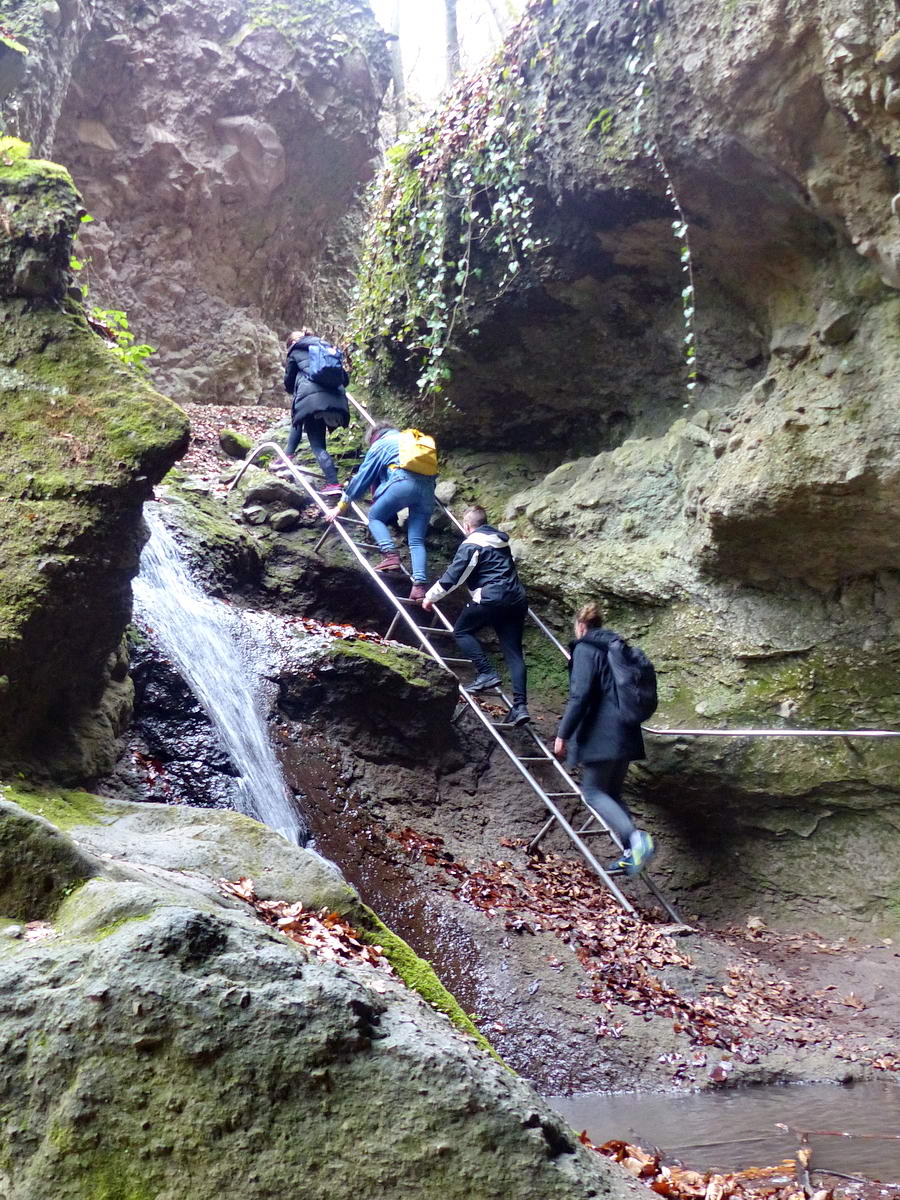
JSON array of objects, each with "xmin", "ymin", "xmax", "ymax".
[
  {"xmin": 554, "ymin": 602, "xmax": 657, "ymax": 876},
  {"xmin": 422, "ymin": 505, "xmax": 530, "ymax": 728},
  {"xmin": 283, "ymin": 329, "xmax": 350, "ymax": 495}
]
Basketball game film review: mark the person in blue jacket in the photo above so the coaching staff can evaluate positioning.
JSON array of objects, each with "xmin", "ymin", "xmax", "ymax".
[
  {"xmin": 554, "ymin": 601, "xmax": 656, "ymax": 876},
  {"xmin": 324, "ymin": 421, "xmax": 436, "ymax": 600}
]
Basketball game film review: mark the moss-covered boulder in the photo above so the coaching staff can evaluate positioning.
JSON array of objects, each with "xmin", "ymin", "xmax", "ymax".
[
  {"xmin": 0, "ymin": 787, "xmax": 637, "ymax": 1200},
  {"xmin": 278, "ymin": 633, "xmax": 462, "ymax": 764},
  {"xmin": 0, "ymin": 143, "xmax": 188, "ymax": 779}
]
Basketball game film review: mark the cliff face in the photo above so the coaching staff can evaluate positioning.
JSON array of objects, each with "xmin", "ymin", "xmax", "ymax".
[
  {"xmin": 352, "ymin": 0, "xmax": 900, "ymax": 923},
  {"xmin": 1, "ymin": 0, "xmax": 390, "ymax": 406}
]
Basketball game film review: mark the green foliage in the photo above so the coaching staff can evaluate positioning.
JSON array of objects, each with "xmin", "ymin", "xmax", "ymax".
[
  {"xmin": 350, "ymin": 37, "xmax": 549, "ymax": 404},
  {"xmin": 90, "ymin": 306, "xmax": 156, "ymax": 373},
  {"xmin": 586, "ymin": 108, "xmax": 614, "ymax": 137}
]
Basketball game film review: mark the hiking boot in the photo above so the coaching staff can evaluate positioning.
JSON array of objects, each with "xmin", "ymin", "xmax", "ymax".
[
  {"xmin": 626, "ymin": 831, "xmax": 656, "ymax": 877},
  {"xmin": 464, "ymin": 671, "xmax": 502, "ymax": 693},
  {"xmin": 606, "ymin": 850, "xmax": 632, "ymax": 876},
  {"xmin": 408, "ymin": 582, "xmax": 427, "ymax": 602},
  {"xmin": 505, "ymin": 703, "xmax": 531, "ymax": 727},
  {"xmin": 373, "ymin": 552, "xmax": 402, "ymax": 573},
  {"xmin": 319, "ymin": 483, "xmax": 342, "ymax": 496}
]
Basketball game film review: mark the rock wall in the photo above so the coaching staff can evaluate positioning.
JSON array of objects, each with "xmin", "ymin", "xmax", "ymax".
[
  {"xmin": 1, "ymin": 0, "xmax": 390, "ymax": 406},
  {"xmin": 0, "ymin": 140, "xmax": 188, "ymax": 780},
  {"xmin": 351, "ymin": 0, "xmax": 900, "ymax": 923}
]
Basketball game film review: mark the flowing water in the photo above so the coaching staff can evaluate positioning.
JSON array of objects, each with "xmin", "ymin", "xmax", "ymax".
[
  {"xmin": 133, "ymin": 505, "xmax": 306, "ymax": 844},
  {"xmin": 548, "ymin": 1080, "xmax": 900, "ymax": 1180}
]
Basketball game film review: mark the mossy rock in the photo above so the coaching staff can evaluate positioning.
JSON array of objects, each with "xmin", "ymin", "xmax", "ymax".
[
  {"xmin": 0, "ymin": 145, "xmax": 188, "ymax": 777},
  {"xmin": 278, "ymin": 635, "xmax": 461, "ymax": 763},
  {"xmin": 219, "ymin": 428, "xmax": 253, "ymax": 459},
  {"xmin": 0, "ymin": 796, "xmax": 99, "ymax": 920}
]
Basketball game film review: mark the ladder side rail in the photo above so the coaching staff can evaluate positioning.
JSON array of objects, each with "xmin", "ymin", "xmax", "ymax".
[
  {"xmin": 457, "ymin": 693, "xmax": 637, "ymax": 913},
  {"xmin": 344, "ymin": 392, "xmax": 572, "ymax": 658},
  {"xmin": 229, "ymin": 444, "xmax": 648, "ymax": 916},
  {"xmin": 229, "ymin": 444, "xmax": 453, "ymax": 673}
]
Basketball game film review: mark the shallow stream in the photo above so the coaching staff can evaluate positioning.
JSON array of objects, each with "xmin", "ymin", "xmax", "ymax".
[{"xmin": 548, "ymin": 1081, "xmax": 900, "ymax": 1180}]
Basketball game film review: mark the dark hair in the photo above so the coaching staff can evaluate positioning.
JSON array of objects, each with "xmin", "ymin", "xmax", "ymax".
[
  {"xmin": 366, "ymin": 419, "xmax": 396, "ymax": 446},
  {"xmin": 575, "ymin": 602, "xmax": 603, "ymax": 631},
  {"xmin": 463, "ymin": 505, "xmax": 487, "ymax": 528}
]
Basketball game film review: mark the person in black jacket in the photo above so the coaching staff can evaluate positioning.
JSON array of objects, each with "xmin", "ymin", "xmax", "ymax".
[
  {"xmin": 423, "ymin": 505, "xmax": 529, "ymax": 727},
  {"xmin": 283, "ymin": 329, "xmax": 349, "ymax": 494},
  {"xmin": 554, "ymin": 602, "xmax": 655, "ymax": 876}
]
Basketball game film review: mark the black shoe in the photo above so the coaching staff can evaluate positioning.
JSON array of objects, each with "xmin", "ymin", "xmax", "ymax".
[
  {"xmin": 505, "ymin": 703, "xmax": 531, "ymax": 727},
  {"xmin": 465, "ymin": 671, "xmax": 501, "ymax": 693}
]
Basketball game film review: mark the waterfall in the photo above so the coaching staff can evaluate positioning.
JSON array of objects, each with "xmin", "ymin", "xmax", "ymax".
[{"xmin": 133, "ymin": 505, "xmax": 306, "ymax": 845}]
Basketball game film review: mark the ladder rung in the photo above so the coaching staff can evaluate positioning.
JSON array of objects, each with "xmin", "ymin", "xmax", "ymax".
[
  {"xmin": 519, "ymin": 755, "xmax": 552, "ymax": 762},
  {"xmin": 544, "ymin": 792, "xmax": 581, "ymax": 798},
  {"xmin": 352, "ymin": 541, "xmax": 387, "ymax": 552},
  {"xmin": 337, "ymin": 516, "xmax": 368, "ymax": 526}
]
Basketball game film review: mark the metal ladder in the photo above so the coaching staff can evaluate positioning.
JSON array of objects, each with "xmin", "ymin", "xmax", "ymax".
[{"xmin": 228, "ymin": 424, "xmax": 682, "ymax": 923}]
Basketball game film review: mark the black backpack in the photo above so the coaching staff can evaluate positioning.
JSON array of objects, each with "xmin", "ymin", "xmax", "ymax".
[
  {"xmin": 606, "ymin": 637, "xmax": 658, "ymax": 724},
  {"xmin": 303, "ymin": 339, "xmax": 349, "ymax": 390}
]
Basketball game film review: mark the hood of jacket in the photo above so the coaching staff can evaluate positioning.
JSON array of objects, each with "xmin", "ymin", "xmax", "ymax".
[{"xmin": 463, "ymin": 525, "xmax": 510, "ymax": 550}]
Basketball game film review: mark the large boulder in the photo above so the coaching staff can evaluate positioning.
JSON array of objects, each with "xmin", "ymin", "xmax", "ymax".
[
  {"xmin": 0, "ymin": 143, "xmax": 188, "ymax": 780},
  {"xmin": 0, "ymin": 787, "xmax": 638, "ymax": 1200}
]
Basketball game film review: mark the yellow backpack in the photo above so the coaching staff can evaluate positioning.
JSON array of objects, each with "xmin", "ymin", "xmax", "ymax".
[{"xmin": 396, "ymin": 428, "xmax": 438, "ymax": 476}]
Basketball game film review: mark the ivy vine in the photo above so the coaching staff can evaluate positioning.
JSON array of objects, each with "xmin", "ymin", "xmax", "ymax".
[
  {"xmin": 351, "ymin": 28, "xmax": 548, "ymax": 403},
  {"xmin": 626, "ymin": 0, "xmax": 699, "ymax": 394}
]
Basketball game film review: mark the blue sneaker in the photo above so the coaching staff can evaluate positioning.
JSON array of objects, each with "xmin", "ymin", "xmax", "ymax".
[
  {"xmin": 627, "ymin": 831, "xmax": 656, "ymax": 877},
  {"xmin": 607, "ymin": 850, "xmax": 632, "ymax": 876}
]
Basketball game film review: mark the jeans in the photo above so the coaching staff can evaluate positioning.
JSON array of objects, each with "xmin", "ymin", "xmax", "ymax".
[
  {"xmin": 285, "ymin": 415, "xmax": 338, "ymax": 484},
  {"xmin": 581, "ymin": 759, "xmax": 635, "ymax": 846},
  {"xmin": 454, "ymin": 599, "xmax": 528, "ymax": 705},
  {"xmin": 367, "ymin": 470, "xmax": 436, "ymax": 583}
]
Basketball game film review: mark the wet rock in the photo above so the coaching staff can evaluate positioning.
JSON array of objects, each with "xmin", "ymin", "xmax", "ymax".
[
  {"xmin": 270, "ymin": 507, "xmax": 301, "ymax": 532},
  {"xmin": 242, "ymin": 504, "xmax": 268, "ymax": 525},
  {"xmin": 886, "ymin": 85, "xmax": 900, "ymax": 115},
  {"xmin": 243, "ymin": 478, "xmax": 309, "ymax": 509},
  {"xmin": 0, "ymin": 143, "xmax": 188, "ymax": 780},
  {"xmin": 278, "ymin": 637, "xmax": 461, "ymax": 765}
]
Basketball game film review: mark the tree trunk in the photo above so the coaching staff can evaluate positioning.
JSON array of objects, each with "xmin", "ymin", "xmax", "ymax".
[
  {"xmin": 445, "ymin": 0, "xmax": 461, "ymax": 81},
  {"xmin": 388, "ymin": 0, "xmax": 407, "ymax": 132}
]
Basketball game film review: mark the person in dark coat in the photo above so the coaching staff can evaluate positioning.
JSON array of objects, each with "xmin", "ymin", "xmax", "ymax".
[
  {"xmin": 554, "ymin": 601, "xmax": 655, "ymax": 876},
  {"xmin": 283, "ymin": 329, "xmax": 350, "ymax": 494},
  {"xmin": 423, "ymin": 505, "xmax": 530, "ymax": 728}
]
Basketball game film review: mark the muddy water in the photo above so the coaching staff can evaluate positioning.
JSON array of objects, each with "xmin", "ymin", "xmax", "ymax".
[{"xmin": 548, "ymin": 1081, "xmax": 900, "ymax": 1180}]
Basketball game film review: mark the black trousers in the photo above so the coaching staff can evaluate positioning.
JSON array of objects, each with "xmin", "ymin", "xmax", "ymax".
[
  {"xmin": 285, "ymin": 415, "xmax": 338, "ymax": 484},
  {"xmin": 454, "ymin": 599, "xmax": 528, "ymax": 704}
]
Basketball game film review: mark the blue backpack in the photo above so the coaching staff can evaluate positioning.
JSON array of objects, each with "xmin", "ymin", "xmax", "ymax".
[
  {"xmin": 304, "ymin": 340, "xmax": 349, "ymax": 390},
  {"xmin": 607, "ymin": 637, "xmax": 658, "ymax": 724}
]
